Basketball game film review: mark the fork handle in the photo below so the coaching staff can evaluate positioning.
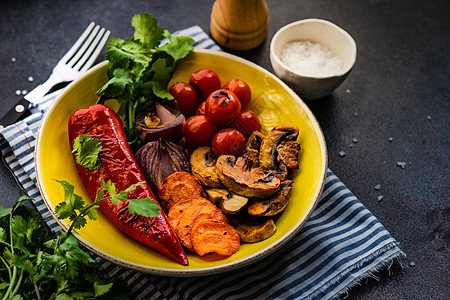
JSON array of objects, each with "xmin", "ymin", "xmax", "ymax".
[
  {"xmin": 0, "ymin": 73, "xmax": 60, "ymax": 128},
  {"xmin": 0, "ymin": 97, "xmax": 31, "ymax": 128},
  {"xmin": 25, "ymin": 73, "xmax": 60, "ymax": 103}
]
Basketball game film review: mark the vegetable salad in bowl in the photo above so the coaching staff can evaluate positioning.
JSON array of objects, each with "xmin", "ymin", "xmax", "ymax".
[{"xmin": 35, "ymin": 13, "xmax": 327, "ymax": 276}]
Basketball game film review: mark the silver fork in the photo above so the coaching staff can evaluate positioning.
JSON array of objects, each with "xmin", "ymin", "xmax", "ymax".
[{"xmin": 0, "ymin": 22, "xmax": 110, "ymax": 127}]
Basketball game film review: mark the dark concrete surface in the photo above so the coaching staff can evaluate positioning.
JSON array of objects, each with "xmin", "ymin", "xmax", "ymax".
[{"xmin": 0, "ymin": 0, "xmax": 448, "ymax": 299}]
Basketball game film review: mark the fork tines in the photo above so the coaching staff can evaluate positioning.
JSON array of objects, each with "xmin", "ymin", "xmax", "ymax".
[{"xmin": 60, "ymin": 22, "xmax": 110, "ymax": 72}]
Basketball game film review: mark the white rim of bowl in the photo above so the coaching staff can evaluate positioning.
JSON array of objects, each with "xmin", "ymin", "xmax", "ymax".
[
  {"xmin": 270, "ymin": 18, "xmax": 357, "ymax": 79},
  {"xmin": 35, "ymin": 48, "xmax": 328, "ymax": 276}
]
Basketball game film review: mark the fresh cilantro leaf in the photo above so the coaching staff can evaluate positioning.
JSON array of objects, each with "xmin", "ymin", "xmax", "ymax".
[
  {"xmin": 158, "ymin": 31, "xmax": 195, "ymax": 61},
  {"xmin": 99, "ymin": 180, "xmax": 160, "ymax": 217},
  {"xmin": 85, "ymin": 204, "xmax": 99, "ymax": 221},
  {"xmin": 70, "ymin": 215, "xmax": 88, "ymax": 230},
  {"xmin": 123, "ymin": 181, "xmax": 144, "ymax": 193},
  {"xmin": 127, "ymin": 197, "xmax": 160, "ymax": 217},
  {"xmin": 72, "ymin": 134, "xmax": 102, "ymax": 170},
  {"xmin": 100, "ymin": 180, "xmax": 120, "ymax": 205},
  {"xmin": 0, "ymin": 227, "xmax": 6, "ymax": 243},
  {"xmin": 97, "ymin": 70, "xmax": 134, "ymax": 99},
  {"xmin": 55, "ymin": 180, "xmax": 85, "ymax": 221},
  {"xmin": 150, "ymin": 58, "xmax": 175, "ymax": 100},
  {"xmin": 0, "ymin": 282, "xmax": 9, "ymax": 290},
  {"xmin": 11, "ymin": 215, "xmax": 27, "ymax": 249},
  {"xmin": 132, "ymin": 13, "xmax": 165, "ymax": 48},
  {"xmin": 104, "ymin": 38, "xmax": 132, "ymax": 70},
  {"xmin": 0, "ymin": 204, "xmax": 12, "ymax": 218},
  {"xmin": 94, "ymin": 281, "xmax": 114, "ymax": 297},
  {"xmin": 60, "ymin": 235, "xmax": 94, "ymax": 264}
]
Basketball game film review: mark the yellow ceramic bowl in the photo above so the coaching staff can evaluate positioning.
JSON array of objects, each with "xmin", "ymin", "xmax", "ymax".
[{"xmin": 35, "ymin": 49, "xmax": 327, "ymax": 276}]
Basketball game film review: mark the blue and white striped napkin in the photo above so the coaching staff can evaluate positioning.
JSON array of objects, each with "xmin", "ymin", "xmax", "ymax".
[{"xmin": 0, "ymin": 25, "xmax": 405, "ymax": 300}]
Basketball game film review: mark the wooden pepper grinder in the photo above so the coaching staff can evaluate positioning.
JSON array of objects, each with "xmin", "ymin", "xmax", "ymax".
[{"xmin": 210, "ymin": 0, "xmax": 269, "ymax": 51}]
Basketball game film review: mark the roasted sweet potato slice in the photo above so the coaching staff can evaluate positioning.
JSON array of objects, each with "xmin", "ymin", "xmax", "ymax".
[
  {"xmin": 191, "ymin": 220, "xmax": 240, "ymax": 256},
  {"xmin": 158, "ymin": 171, "xmax": 206, "ymax": 209},
  {"xmin": 176, "ymin": 201, "xmax": 228, "ymax": 251},
  {"xmin": 231, "ymin": 218, "xmax": 276, "ymax": 243},
  {"xmin": 168, "ymin": 197, "xmax": 211, "ymax": 231}
]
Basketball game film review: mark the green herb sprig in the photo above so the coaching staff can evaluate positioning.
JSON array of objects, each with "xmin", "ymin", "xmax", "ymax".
[
  {"xmin": 97, "ymin": 13, "xmax": 194, "ymax": 149},
  {"xmin": 0, "ymin": 196, "xmax": 127, "ymax": 299},
  {"xmin": 0, "ymin": 179, "xmax": 160, "ymax": 299},
  {"xmin": 55, "ymin": 179, "xmax": 160, "ymax": 236}
]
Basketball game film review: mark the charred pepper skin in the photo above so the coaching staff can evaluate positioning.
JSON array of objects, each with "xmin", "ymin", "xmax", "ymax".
[{"xmin": 68, "ymin": 104, "xmax": 188, "ymax": 266}]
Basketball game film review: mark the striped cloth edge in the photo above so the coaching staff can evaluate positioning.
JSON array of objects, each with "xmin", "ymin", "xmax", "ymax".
[{"xmin": 0, "ymin": 25, "xmax": 405, "ymax": 300}]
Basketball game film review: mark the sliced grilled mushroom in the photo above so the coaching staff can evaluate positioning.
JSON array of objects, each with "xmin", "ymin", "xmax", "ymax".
[
  {"xmin": 204, "ymin": 188, "xmax": 229, "ymax": 204},
  {"xmin": 216, "ymin": 155, "xmax": 281, "ymax": 198},
  {"xmin": 240, "ymin": 131, "xmax": 266, "ymax": 167},
  {"xmin": 259, "ymin": 124, "xmax": 300, "ymax": 180},
  {"xmin": 247, "ymin": 180, "xmax": 293, "ymax": 216},
  {"xmin": 230, "ymin": 217, "xmax": 276, "ymax": 243},
  {"xmin": 277, "ymin": 141, "xmax": 301, "ymax": 169},
  {"xmin": 190, "ymin": 146, "xmax": 224, "ymax": 188},
  {"xmin": 205, "ymin": 188, "xmax": 249, "ymax": 214},
  {"xmin": 241, "ymin": 148, "xmax": 260, "ymax": 167},
  {"xmin": 246, "ymin": 131, "xmax": 265, "ymax": 151}
]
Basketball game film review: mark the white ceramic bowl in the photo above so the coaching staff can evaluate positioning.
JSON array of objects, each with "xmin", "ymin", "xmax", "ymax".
[{"xmin": 270, "ymin": 18, "xmax": 357, "ymax": 100}]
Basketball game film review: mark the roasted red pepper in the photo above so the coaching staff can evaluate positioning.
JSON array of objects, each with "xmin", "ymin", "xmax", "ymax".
[{"xmin": 68, "ymin": 104, "xmax": 188, "ymax": 266}]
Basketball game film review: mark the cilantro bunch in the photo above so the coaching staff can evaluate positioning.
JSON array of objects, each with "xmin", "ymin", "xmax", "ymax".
[
  {"xmin": 0, "ymin": 180, "xmax": 159, "ymax": 299},
  {"xmin": 0, "ymin": 196, "xmax": 127, "ymax": 299},
  {"xmin": 97, "ymin": 13, "xmax": 194, "ymax": 148}
]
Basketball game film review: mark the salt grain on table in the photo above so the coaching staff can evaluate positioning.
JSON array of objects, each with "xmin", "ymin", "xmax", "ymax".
[
  {"xmin": 374, "ymin": 184, "xmax": 381, "ymax": 190},
  {"xmin": 377, "ymin": 195, "xmax": 384, "ymax": 202},
  {"xmin": 397, "ymin": 161, "xmax": 407, "ymax": 169},
  {"xmin": 280, "ymin": 40, "xmax": 343, "ymax": 77},
  {"xmin": 15, "ymin": 90, "xmax": 21, "ymax": 96},
  {"xmin": 339, "ymin": 151, "xmax": 346, "ymax": 157}
]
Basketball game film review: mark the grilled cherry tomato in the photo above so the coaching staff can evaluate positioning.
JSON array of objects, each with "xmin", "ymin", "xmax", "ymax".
[
  {"xmin": 212, "ymin": 128, "xmax": 246, "ymax": 157},
  {"xmin": 232, "ymin": 110, "xmax": 262, "ymax": 139},
  {"xmin": 169, "ymin": 82, "xmax": 201, "ymax": 117},
  {"xmin": 196, "ymin": 101, "xmax": 207, "ymax": 115},
  {"xmin": 205, "ymin": 89, "xmax": 241, "ymax": 125},
  {"xmin": 184, "ymin": 115, "xmax": 218, "ymax": 147},
  {"xmin": 189, "ymin": 69, "xmax": 221, "ymax": 99},
  {"xmin": 223, "ymin": 78, "xmax": 252, "ymax": 108}
]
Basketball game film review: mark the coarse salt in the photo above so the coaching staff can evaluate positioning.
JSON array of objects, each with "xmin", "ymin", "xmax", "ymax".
[{"xmin": 280, "ymin": 40, "xmax": 343, "ymax": 77}]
